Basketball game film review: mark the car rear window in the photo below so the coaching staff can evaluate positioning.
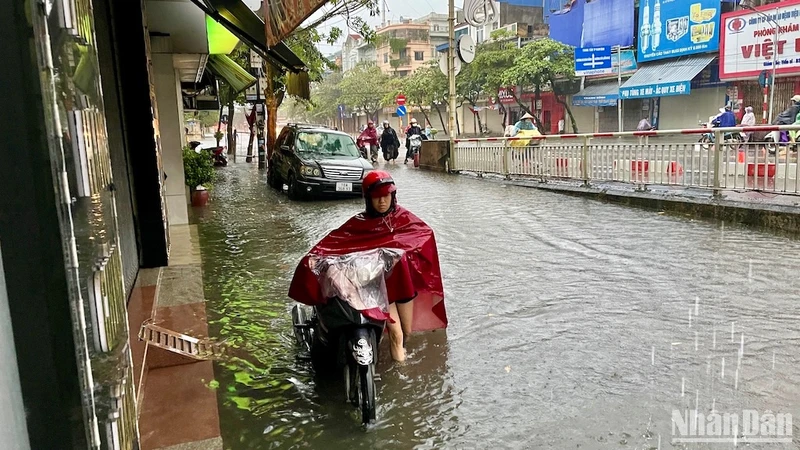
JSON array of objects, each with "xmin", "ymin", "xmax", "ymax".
[{"xmin": 295, "ymin": 132, "xmax": 360, "ymax": 158}]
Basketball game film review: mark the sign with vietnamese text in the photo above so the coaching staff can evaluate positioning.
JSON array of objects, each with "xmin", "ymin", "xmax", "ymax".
[
  {"xmin": 720, "ymin": 0, "xmax": 800, "ymax": 79},
  {"xmin": 575, "ymin": 46, "xmax": 613, "ymax": 76},
  {"xmin": 620, "ymin": 81, "xmax": 690, "ymax": 99},
  {"xmin": 638, "ymin": 0, "xmax": 720, "ymax": 62},
  {"xmin": 572, "ymin": 94, "xmax": 618, "ymax": 107},
  {"xmin": 497, "ymin": 86, "xmax": 517, "ymax": 104}
]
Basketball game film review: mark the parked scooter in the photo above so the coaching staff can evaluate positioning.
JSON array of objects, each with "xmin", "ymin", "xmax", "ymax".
[
  {"xmin": 291, "ymin": 248, "xmax": 404, "ymax": 425},
  {"xmin": 190, "ymin": 141, "xmax": 228, "ymax": 166}
]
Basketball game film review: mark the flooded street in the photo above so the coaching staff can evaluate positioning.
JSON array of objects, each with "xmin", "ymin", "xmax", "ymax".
[{"xmin": 197, "ymin": 162, "xmax": 800, "ymax": 449}]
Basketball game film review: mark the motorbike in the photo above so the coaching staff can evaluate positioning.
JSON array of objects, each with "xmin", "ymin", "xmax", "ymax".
[
  {"xmin": 291, "ymin": 248, "xmax": 404, "ymax": 425},
  {"xmin": 764, "ymin": 130, "xmax": 796, "ymax": 155},
  {"xmin": 190, "ymin": 141, "xmax": 228, "ymax": 166},
  {"xmin": 356, "ymin": 136, "xmax": 374, "ymax": 161},
  {"xmin": 408, "ymin": 134, "xmax": 423, "ymax": 167},
  {"xmin": 698, "ymin": 120, "xmax": 745, "ymax": 150}
]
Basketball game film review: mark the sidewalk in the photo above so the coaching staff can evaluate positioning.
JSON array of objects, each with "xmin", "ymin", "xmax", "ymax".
[{"xmin": 128, "ymin": 224, "xmax": 222, "ymax": 450}]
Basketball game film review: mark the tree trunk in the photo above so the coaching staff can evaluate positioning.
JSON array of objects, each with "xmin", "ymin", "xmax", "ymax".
[
  {"xmin": 216, "ymin": 103, "xmax": 224, "ymax": 147},
  {"xmin": 433, "ymin": 103, "xmax": 447, "ymax": 134},
  {"xmin": 469, "ymin": 99, "xmax": 485, "ymax": 134},
  {"xmin": 554, "ymin": 95, "xmax": 578, "ymax": 133},
  {"xmin": 265, "ymin": 65, "xmax": 278, "ymax": 166},
  {"xmin": 417, "ymin": 104, "xmax": 432, "ymax": 129},
  {"xmin": 226, "ymin": 96, "xmax": 236, "ymax": 157}
]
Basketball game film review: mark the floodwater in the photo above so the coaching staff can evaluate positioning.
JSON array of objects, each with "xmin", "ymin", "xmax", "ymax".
[{"xmin": 197, "ymin": 161, "xmax": 800, "ymax": 449}]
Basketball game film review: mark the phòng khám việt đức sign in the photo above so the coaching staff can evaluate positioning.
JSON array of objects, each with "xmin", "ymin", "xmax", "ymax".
[{"xmin": 264, "ymin": 0, "xmax": 328, "ymax": 48}]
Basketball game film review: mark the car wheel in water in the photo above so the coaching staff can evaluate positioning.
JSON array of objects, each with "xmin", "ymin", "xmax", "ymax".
[{"xmin": 287, "ymin": 173, "xmax": 304, "ymax": 201}]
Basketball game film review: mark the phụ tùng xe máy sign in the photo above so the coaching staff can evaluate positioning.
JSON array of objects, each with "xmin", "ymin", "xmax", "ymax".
[{"xmin": 264, "ymin": 0, "xmax": 328, "ymax": 48}]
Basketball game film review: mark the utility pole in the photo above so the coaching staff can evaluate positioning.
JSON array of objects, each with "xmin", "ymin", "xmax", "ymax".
[
  {"xmin": 447, "ymin": 0, "xmax": 457, "ymax": 153},
  {"xmin": 767, "ymin": 7, "xmax": 778, "ymax": 124}
]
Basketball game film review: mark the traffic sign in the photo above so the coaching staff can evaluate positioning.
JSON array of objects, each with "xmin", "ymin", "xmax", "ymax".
[
  {"xmin": 396, "ymin": 105, "xmax": 407, "ymax": 116},
  {"xmin": 575, "ymin": 46, "xmax": 613, "ymax": 76},
  {"xmin": 396, "ymin": 94, "xmax": 406, "ymax": 106}
]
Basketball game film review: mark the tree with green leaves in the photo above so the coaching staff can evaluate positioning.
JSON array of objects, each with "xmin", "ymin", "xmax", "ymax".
[
  {"xmin": 400, "ymin": 63, "xmax": 448, "ymax": 133},
  {"xmin": 339, "ymin": 63, "xmax": 389, "ymax": 122},
  {"xmin": 471, "ymin": 32, "xmax": 518, "ymax": 128},
  {"xmin": 502, "ymin": 38, "xmax": 578, "ymax": 133}
]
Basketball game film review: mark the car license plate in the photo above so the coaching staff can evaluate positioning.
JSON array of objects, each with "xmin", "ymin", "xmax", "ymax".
[{"xmin": 335, "ymin": 182, "xmax": 352, "ymax": 192}]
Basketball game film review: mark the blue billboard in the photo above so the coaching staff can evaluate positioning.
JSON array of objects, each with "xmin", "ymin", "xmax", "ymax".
[
  {"xmin": 638, "ymin": 0, "xmax": 720, "ymax": 62},
  {"xmin": 549, "ymin": 0, "xmax": 634, "ymax": 48}
]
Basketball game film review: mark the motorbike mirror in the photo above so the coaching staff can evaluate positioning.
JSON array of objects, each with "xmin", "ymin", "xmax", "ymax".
[{"xmin": 280, "ymin": 144, "xmax": 291, "ymax": 153}]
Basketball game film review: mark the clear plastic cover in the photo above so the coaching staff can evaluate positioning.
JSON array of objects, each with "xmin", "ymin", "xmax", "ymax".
[
  {"xmin": 309, "ymin": 248, "xmax": 404, "ymax": 313},
  {"xmin": 409, "ymin": 134, "xmax": 423, "ymax": 147}
]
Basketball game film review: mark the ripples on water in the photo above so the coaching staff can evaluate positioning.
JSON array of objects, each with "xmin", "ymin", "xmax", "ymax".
[{"xmin": 199, "ymin": 163, "xmax": 800, "ymax": 449}]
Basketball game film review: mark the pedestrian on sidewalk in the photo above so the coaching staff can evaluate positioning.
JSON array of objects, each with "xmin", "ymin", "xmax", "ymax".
[
  {"xmin": 741, "ymin": 106, "xmax": 755, "ymax": 150},
  {"xmin": 637, "ymin": 117, "xmax": 653, "ymax": 144}
]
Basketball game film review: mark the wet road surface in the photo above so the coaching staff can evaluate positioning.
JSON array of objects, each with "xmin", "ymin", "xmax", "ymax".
[{"xmin": 196, "ymin": 160, "xmax": 800, "ymax": 449}]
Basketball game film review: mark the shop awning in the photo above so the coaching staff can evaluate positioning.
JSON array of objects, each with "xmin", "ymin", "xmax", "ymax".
[
  {"xmin": 572, "ymin": 81, "xmax": 619, "ymax": 107},
  {"xmin": 191, "ymin": 0, "xmax": 306, "ymax": 73},
  {"xmin": 619, "ymin": 54, "xmax": 716, "ymax": 100},
  {"xmin": 206, "ymin": 54, "xmax": 257, "ymax": 94}
]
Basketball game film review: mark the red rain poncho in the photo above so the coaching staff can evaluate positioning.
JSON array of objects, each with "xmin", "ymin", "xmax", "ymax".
[
  {"xmin": 288, "ymin": 205, "xmax": 447, "ymax": 332},
  {"xmin": 358, "ymin": 126, "xmax": 379, "ymax": 146}
]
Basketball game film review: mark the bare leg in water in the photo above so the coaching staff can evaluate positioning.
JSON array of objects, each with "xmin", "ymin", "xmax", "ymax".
[{"xmin": 387, "ymin": 300, "xmax": 414, "ymax": 362}]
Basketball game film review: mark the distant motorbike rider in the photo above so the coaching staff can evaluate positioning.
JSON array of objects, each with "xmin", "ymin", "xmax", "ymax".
[
  {"xmin": 404, "ymin": 118, "xmax": 427, "ymax": 164},
  {"xmin": 712, "ymin": 104, "xmax": 736, "ymax": 128},
  {"xmin": 775, "ymin": 94, "xmax": 800, "ymax": 125},
  {"xmin": 358, "ymin": 120, "xmax": 380, "ymax": 163},
  {"xmin": 380, "ymin": 120, "xmax": 400, "ymax": 163}
]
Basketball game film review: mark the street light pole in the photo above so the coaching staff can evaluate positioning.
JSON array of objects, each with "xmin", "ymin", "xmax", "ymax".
[
  {"xmin": 447, "ymin": 0, "xmax": 457, "ymax": 151},
  {"xmin": 767, "ymin": 7, "xmax": 779, "ymax": 124}
]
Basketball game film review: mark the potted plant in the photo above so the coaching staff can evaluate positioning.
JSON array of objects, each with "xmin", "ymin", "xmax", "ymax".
[
  {"xmin": 183, "ymin": 146, "xmax": 215, "ymax": 207},
  {"xmin": 429, "ymin": 128, "xmax": 439, "ymax": 139}
]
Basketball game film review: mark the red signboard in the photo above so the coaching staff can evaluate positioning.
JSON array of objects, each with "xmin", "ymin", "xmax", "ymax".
[
  {"xmin": 497, "ymin": 86, "xmax": 517, "ymax": 104},
  {"xmin": 396, "ymin": 94, "xmax": 406, "ymax": 106}
]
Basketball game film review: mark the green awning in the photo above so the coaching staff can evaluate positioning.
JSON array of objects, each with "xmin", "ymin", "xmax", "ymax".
[
  {"xmin": 206, "ymin": 54, "xmax": 257, "ymax": 94},
  {"xmin": 194, "ymin": 0, "xmax": 306, "ymax": 73}
]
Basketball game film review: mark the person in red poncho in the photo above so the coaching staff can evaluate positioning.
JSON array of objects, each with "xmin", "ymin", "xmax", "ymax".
[
  {"xmin": 289, "ymin": 170, "xmax": 447, "ymax": 362},
  {"xmin": 357, "ymin": 120, "xmax": 380, "ymax": 163}
]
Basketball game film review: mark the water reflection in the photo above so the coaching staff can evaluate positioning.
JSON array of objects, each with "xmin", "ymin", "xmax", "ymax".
[{"xmin": 199, "ymin": 163, "xmax": 800, "ymax": 449}]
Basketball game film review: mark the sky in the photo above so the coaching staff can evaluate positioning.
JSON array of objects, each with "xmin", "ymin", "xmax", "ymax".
[{"xmin": 242, "ymin": 0, "xmax": 448, "ymax": 55}]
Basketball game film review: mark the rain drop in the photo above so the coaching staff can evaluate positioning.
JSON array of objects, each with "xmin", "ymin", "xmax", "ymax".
[
  {"xmin": 748, "ymin": 259, "xmax": 753, "ymax": 282},
  {"xmin": 695, "ymin": 331, "xmax": 699, "ymax": 351},
  {"xmin": 689, "ymin": 308, "xmax": 693, "ymax": 327},
  {"xmin": 651, "ymin": 346, "xmax": 655, "ymax": 365},
  {"xmin": 695, "ymin": 296, "xmax": 699, "ymax": 316},
  {"xmin": 712, "ymin": 328, "xmax": 717, "ymax": 349},
  {"xmin": 772, "ymin": 351, "xmax": 776, "ymax": 370},
  {"xmin": 681, "ymin": 377, "xmax": 685, "ymax": 397},
  {"xmin": 731, "ymin": 322, "xmax": 735, "ymax": 342},
  {"xmin": 735, "ymin": 368, "xmax": 739, "ymax": 390},
  {"xmin": 721, "ymin": 357, "xmax": 725, "ymax": 380}
]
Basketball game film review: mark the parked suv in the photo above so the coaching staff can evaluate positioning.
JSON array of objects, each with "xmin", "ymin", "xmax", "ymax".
[{"xmin": 267, "ymin": 124, "xmax": 372, "ymax": 200}]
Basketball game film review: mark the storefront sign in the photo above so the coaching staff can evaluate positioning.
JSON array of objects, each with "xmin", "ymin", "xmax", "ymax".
[
  {"xmin": 264, "ymin": 0, "xmax": 328, "ymax": 48},
  {"xmin": 720, "ymin": 0, "xmax": 800, "ymax": 79},
  {"xmin": 497, "ymin": 87, "xmax": 517, "ymax": 104},
  {"xmin": 620, "ymin": 81, "xmax": 691, "ymax": 99},
  {"xmin": 572, "ymin": 95, "xmax": 618, "ymax": 107},
  {"xmin": 638, "ymin": 0, "xmax": 720, "ymax": 62}
]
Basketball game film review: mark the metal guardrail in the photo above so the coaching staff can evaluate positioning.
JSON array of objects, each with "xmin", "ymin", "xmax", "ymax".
[{"xmin": 452, "ymin": 125, "xmax": 800, "ymax": 195}]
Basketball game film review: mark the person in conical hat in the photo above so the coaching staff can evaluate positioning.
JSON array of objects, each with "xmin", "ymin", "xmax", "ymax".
[{"xmin": 512, "ymin": 112, "xmax": 537, "ymax": 136}]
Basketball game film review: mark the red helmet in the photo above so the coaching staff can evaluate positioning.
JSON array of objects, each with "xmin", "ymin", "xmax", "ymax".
[{"xmin": 362, "ymin": 170, "xmax": 396, "ymax": 198}]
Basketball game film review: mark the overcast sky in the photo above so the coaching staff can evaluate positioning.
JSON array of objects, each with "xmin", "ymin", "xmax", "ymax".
[{"xmin": 242, "ymin": 0, "xmax": 448, "ymax": 55}]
